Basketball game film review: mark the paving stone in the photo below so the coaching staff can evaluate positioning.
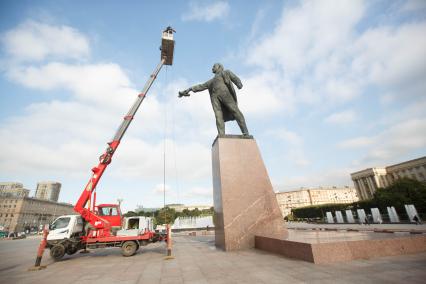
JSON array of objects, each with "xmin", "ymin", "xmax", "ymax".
[{"xmin": 1, "ymin": 234, "xmax": 426, "ymax": 283}]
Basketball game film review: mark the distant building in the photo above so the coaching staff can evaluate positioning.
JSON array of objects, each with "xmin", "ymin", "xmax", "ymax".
[
  {"xmin": 0, "ymin": 196, "xmax": 74, "ymax": 233},
  {"xmin": 35, "ymin": 181, "xmax": 61, "ymax": 202},
  {"xmin": 0, "ymin": 182, "xmax": 30, "ymax": 198},
  {"xmin": 166, "ymin": 204, "xmax": 212, "ymax": 212},
  {"xmin": 351, "ymin": 156, "xmax": 426, "ymax": 200},
  {"xmin": 135, "ymin": 205, "xmax": 159, "ymax": 213},
  {"xmin": 275, "ymin": 186, "xmax": 359, "ymax": 217}
]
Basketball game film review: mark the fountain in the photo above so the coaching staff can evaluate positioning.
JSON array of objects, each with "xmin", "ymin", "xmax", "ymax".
[
  {"xmin": 345, "ymin": 210, "xmax": 355, "ymax": 223},
  {"xmin": 335, "ymin": 211, "xmax": 344, "ymax": 223},
  {"xmin": 326, "ymin": 212, "xmax": 334, "ymax": 223},
  {"xmin": 387, "ymin": 206, "xmax": 400, "ymax": 223}
]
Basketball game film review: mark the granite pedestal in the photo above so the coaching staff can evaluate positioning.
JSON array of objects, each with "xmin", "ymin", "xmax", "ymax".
[{"xmin": 212, "ymin": 135, "xmax": 287, "ymax": 251}]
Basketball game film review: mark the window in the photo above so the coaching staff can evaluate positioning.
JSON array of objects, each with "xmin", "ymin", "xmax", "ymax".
[
  {"xmin": 50, "ymin": 217, "xmax": 71, "ymax": 230},
  {"xmin": 99, "ymin": 207, "xmax": 118, "ymax": 216}
]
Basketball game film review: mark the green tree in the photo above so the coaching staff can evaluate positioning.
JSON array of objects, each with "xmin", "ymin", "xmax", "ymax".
[
  {"xmin": 292, "ymin": 203, "xmax": 351, "ymax": 219},
  {"xmin": 182, "ymin": 208, "xmax": 190, "ymax": 216},
  {"xmin": 155, "ymin": 207, "xmax": 177, "ymax": 225},
  {"xmin": 373, "ymin": 178, "xmax": 426, "ymax": 214},
  {"xmin": 123, "ymin": 211, "xmax": 137, "ymax": 217},
  {"xmin": 192, "ymin": 208, "xmax": 200, "ymax": 217}
]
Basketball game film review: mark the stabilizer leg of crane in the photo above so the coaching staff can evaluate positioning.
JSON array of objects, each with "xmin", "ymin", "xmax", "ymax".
[
  {"xmin": 80, "ymin": 247, "xmax": 90, "ymax": 254},
  {"xmin": 28, "ymin": 227, "xmax": 48, "ymax": 271}
]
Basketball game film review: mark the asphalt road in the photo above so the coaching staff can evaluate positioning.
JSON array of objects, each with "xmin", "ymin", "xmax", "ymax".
[{"xmin": 0, "ymin": 237, "xmax": 51, "ymax": 273}]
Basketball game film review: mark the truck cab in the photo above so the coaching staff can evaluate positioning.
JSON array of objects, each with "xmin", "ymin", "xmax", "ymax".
[
  {"xmin": 96, "ymin": 204, "xmax": 122, "ymax": 230},
  {"xmin": 47, "ymin": 215, "xmax": 84, "ymax": 242}
]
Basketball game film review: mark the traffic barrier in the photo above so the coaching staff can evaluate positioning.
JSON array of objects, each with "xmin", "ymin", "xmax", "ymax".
[
  {"xmin": 28, "ymin": 226, "xmax": 48, "ymax": 271},
  {"xmin": 165, "ymin": 224, "xmax": 174, "ymax": 260}
]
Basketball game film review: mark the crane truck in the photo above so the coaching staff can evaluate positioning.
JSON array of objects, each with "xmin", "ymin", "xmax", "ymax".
[{"xmin": 46, "ymin": 27, "xmax": 175, "ymax": 261}]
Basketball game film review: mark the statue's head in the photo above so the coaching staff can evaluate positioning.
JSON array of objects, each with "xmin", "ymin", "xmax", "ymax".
[{"xmin": 212, "ymin": 63, "xmax": 224, "ymax": 74}]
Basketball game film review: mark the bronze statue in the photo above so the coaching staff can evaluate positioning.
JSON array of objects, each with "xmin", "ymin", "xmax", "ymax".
[{"xmin": 178, "ymin": 63, "xmax": 249, "ymax": 136}]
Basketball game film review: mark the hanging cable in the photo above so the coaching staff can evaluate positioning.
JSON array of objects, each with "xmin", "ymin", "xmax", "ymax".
[
  {"xmin": 163, "ymin": 66, "xmax": 168, "ymax": 225},
  {"xmin": 171, "ymin": 67, "xmax": 180, "ymax": 205}
]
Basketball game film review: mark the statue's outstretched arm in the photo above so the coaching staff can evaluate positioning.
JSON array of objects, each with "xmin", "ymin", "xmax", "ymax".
[
  {"xmin": 191, "ymin": 79, "xmax": 212, "ymax": 92},
  {"xmin": 178, "ymin": 79, "xmax": 212, "ymax": 97}
]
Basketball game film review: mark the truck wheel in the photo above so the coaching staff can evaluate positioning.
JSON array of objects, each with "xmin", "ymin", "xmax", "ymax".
[
  {"xmin": 121, "ymin": 241, "xmax": 138, "ymax": 257},
  {"xmin": 50, "ymin": 244, "xmax": 65, "ymax": 261},
  {"xmin": 66, "ymin": 245, "xmax": 78, "ymax": 255}
]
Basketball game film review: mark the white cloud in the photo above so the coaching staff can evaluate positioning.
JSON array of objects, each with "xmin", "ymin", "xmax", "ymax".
[
  {"xmin": 247, "ymin": 0, "xmax": 364, "ymax": 74},
  {"xmin": 266, "ymin": 128, "xmax": 310, "ymax": 167},
  {"xmin": 276, "ymin": 167, "xmax": 354, "ymax": 191},
  {"xmin": 0, "ymin": 100, "xmax": 117, "ymax": 176},
  {"xmin": 351, "ymin": 22, "xmax": 426, "ymax": 99},
  {"xmin": 325, "ymin": 110, "xmax": 356, "ymax": 124},
  {"xmin": 153, "ymin": 183, "xmax": 170, "ymax": 195},
  {"xmin": 239, "ymin": 71, "xmax": 291, "ymax": 115},
  {"xmin": 184, "ymin": 186, "xmax": 212, "ymax": 199},
  {"xmin": 402, "ymin": 0, "xmax": 426, "ymax": 12},
  {"xmin": 236, "ymin": 0, "xmax": 367, "ymax": 118},
  {"xmin": 0, "ymin": 87, "xmax": 213, "ymax": 182},
  {"xmin": 113, "ymin": 138, "xmax": 211, "ymax": 181},
  {"xmin": 182, "ymin": 1, "xmax": 230, "ymax": 22},
  {"xmin": 6, "ymin": 62, "xmax": 136, "ymax": 109},
  {"xmin": 270, "ymin": 128, "xmax": 302, "ymax": 145},
  {"xmin": 365, "ymin": 118, "xmax": 426, "ymax": 161},
  {"xmin": 338, "ymin": 136, "xmax": 375, "ymax": 149},
  {"xmin": 338, "ymin": 118, "xmax": 426, "ymax": 163},
  {"xmin": 164, "ymin": 78, "xmax": 217, "ymax": 139},
  {"xmin": 243, "ymin": 0, "xmax": 426, "ymax": 114},
  {"xmin": 152, "ymin": 184, "xmax": 212, "ymax": 205},
  {"xmin": 2, "ymin": 20, "xmax": 89, "ymax": 62}
]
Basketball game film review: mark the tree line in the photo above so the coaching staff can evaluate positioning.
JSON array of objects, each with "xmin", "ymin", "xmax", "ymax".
[{"xmin": 124, "ymin": 206, "xmax": 214, "ymax": 225}]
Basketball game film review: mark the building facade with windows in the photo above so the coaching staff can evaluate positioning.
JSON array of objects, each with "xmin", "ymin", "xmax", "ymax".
[
  {"xmin": 350, "ymin": 156, "xmax": 426, "ymax": 200},
  {"xmin": 0, "ymin": 197, "xmax": 74, "ymax": 233},
  {"xmin": 275, "ymin": 186, "xmax": 359, "ymax": 217},
  {"xmin": 0, "ymin": 182, "xmax": 30, "ymax": 198},
  {"xmin": 35, "ymin": 181, "xmax": 61, "ymax": 202}
]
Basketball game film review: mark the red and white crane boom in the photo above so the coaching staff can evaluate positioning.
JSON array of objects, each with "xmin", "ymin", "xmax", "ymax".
[{"xmin": 73, "ymin": 27, "xmax": 175, "ymax": 237}]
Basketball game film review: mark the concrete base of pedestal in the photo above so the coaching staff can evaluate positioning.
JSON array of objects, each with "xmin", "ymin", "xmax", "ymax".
[{"xmin": 212, "ymin": 135, "xmax": 287, "ymax": 251}]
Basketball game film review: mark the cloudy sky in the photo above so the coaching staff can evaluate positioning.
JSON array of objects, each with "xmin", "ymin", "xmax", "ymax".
[{"xmin": 0, "ymin": 0, "xmax": 425, "ymax": 212}]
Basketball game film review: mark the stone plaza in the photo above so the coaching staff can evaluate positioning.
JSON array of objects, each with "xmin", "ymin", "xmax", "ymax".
[{"xmin": 1, "ymin": 230, "xmax": 426, "ymax": 284}]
